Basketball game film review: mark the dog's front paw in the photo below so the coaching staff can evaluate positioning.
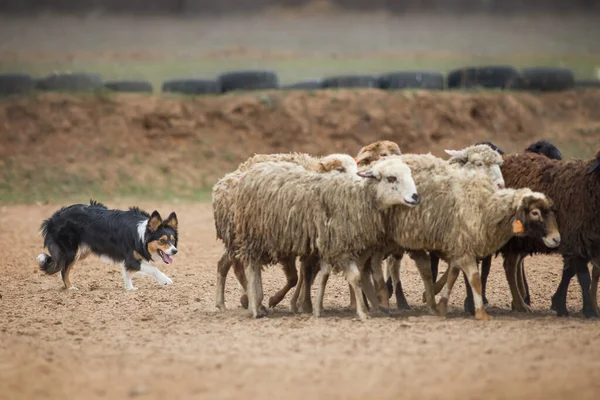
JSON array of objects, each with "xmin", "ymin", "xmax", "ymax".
[
  {"xmin": 125, "ymin": 285, "xmax": 138, "ymax": 291},
  {"xmin": 157, "ymin": 275, "xmax": 173, "ymax": 285}
]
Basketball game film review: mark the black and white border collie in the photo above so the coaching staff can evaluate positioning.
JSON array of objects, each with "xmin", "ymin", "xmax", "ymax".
[{"xmin": 37, "ymin": 200, "xmax": 178, "ymax": 291}]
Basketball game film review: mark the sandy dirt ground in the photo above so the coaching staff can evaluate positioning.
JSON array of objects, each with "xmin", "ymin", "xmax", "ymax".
[{"xmin": 1, "ymin": 202, "xmax": 599, "ymax": 400}]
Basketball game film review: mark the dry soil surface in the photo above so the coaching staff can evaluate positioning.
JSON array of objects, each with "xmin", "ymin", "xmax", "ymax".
[{"xmin": 1, "ymin": 202, "xmax": 599, "ymax": 400}]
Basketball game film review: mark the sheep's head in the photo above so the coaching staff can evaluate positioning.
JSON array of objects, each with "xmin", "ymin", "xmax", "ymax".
[
  {"xmin": 445, "ymin": 144, "xmax": 505, "ymax": 189},
  {"xmin": 513, "ymin": 192, "xmax": 560, "ymax": 249},
  {"xmin": 357, "ymin": 158, "xmax": 419, "ymax": 208},
  {"xmin": 525, "ymin": 140, "xmax": 563, "ymax": 160},
  {"xmin": 587, "ymin": 150, "xmax": 600, "ymax": 175},
  {"xmin": 355, "ymin": 140, "xmax": 402, "ymax": 169},
  {"xmin": 316, "ymin": 154, "xmax": 358, "ymax": 177}
]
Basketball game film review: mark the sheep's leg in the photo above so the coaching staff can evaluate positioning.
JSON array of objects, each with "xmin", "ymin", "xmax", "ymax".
[
  {"xmin": 430, "ymin": 252, "xmax": 441, "ymax": 283},
  {"xmin": 574, "ymin": 259, "xmax": 596, "ymax": 319},
  {"xmin": 437, "ymin": 264, "xmax": 460, "ymax": 317},
  {"xmin": 551, "ymin": 261, "xmax": 576, "ymax": 317},
  {"xmin": 369, "ymin": 253, "xmax": 390, "ymax": 312},
  {"xmin": 290, "ymin": 261, "xmax": 304, "ymax": 313},
  {"xmin": 359, "ymin": 270, "xmax": 378, "ymax": 312},
  {"xmin": 245, "ymin": 261, "xmax": 267, "ymax": 319},
  {"xmin": 463, "ymin": 270, "xmax": 475, "ymax": 315},
  {"xmin": 268, "ymin": 257, "xmax": 298, "ymax": 309},
  {"xmin": 345, "ymin": 260, "xmax": 369, "ymax": 321},
  {"xmin": 215, "ymin": 252, "xmax": 233, "ymax": 311},
  {"xmin": 411, "ymin": 250, "xmax": 437, "ymax": 315},
  {"xmin": 520, "ymin": 259, "xmax": 531, "ymax": 305},
  {"xmin": 232, "ymin": 258, "xmax": 249, "ymax": 309},
  {"xmin": 516, "ymin": 258, "xmax": 528, "ymax": 308},
  {"xmin": 297, "ymin": 255, "xmax": 318, "ymax": 313},
  {"xmin": 314, "ymin": 262, "xmax": 331, "ymax": 318},
  {"xmin": 480, "ymin": 256, "xmax": 492, "ymax": 305},
  {"xmin": 591, "ymin": 259, "xmax": 600, "ymax": 317},
  {"xmin": 460, "ymin": 259, "xmax": 490, "ymax": 321},
  {"xmin": 503, "ymin": 252, "xmax": 531, "ymax": 313},
  {"xmin": 390, "ymin": 252, "xmax": 410, "ymax": 310},
  {"xmin": 424, "ymin": 265, "xmax": 450, "ymax": 304}
]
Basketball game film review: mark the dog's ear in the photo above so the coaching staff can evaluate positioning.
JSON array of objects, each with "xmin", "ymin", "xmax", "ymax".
[
  {"xmin": 164, "ymin": 212, "xmax": 178, "ymax": 231},
  {"xmin": 147, "ymin": 211, "xmax": 162, "ymax": 232}
]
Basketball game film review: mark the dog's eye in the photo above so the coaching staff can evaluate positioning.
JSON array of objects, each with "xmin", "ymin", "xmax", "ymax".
[
  {"xmin": 159, "ymin": 238, "xmax": 168, "ymax": 244},
  {"xmin": 387, "ymin": 176, "xmax": 397, "ymax": 183}
]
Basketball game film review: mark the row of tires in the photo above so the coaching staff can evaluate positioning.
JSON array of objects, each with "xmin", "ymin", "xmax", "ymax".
[{"xmin": 1, "ymin": 67, "xmax": 599, "ymax": 96}]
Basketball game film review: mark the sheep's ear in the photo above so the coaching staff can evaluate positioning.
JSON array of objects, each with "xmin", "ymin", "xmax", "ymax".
[
  {"xmin": 357, "ymin": 169, "xmax": 381, "ymax": 181},
  {"xmin": 445, "ymin": 149, "xmax": 467, "ymax": 163},
  {"xmin": 147, "ymin": 211, "xmax": 162, "ymax": 232},
  {"xmin": 587, "ymin": 157, "xmax": 600, "ymax": 175}
]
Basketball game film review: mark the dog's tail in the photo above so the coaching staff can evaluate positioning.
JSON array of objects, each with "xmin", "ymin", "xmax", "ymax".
[
  {"xmin": 37, "ymin": 253, "xmax": 61, "ymax": 275},
  {"xmin": 38, "ymin": 219, "xmax": 62, "ymax": 275}
]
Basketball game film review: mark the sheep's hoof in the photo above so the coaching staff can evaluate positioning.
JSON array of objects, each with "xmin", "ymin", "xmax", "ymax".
[
  {"xmin": 421, "ymin": 292, "xmax": 427, "ymax": 304},
  {"xmin": 463, "ymin": 298, "xmax": 475, "ymax": 316},
  {"xmin": 512, "ymin": 301, "xmax": 532, "ymax": 313},
  {"xmin": 475, "ymin": 308, "xmax": 492, "ymax": 321},
  {"xmin": 267, "ymin": 296, "xmax": 278, "ymax": 309},
  {"xmin": 251, "ymin": 307, "xmax": 268, "ymax": 319},
  {"xmin": 299, "ymin": 302, "xmax": 313, "ymax": 314},
  {"xmin": 436, "ymin": 299, "xmax": 448, "ymax": 317},
  {"xmin": 215, "ymin": 303, "xmax": 226, "ymax": 312},
  {"xmin": 378, "ymin": 306, "xmax": 390, "ymax": 314},
  {"xmin": 290, "ymin": 302, "xmax": 298, "ymax": 314},
  {"xmin": 240, "ymin": 294, "xmax": 249, "ymax": 309},
  {"xmin": 582, "ymin": 306, "xmax": 599, "ymax": 319},
  {"xmin": 355, "ymin": 312, "xmax": 369, "ymax": 321}
]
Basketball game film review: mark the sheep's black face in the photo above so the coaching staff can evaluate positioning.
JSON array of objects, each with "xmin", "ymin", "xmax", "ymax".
[{"xmin": 514, "ymin": 194, "xmax": 560, "ymax": 248}]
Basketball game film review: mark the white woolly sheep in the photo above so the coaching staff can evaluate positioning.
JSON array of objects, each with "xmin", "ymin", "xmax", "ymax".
[
  {"xmin": 231, "ymin": 158, "xmax": 420, "ymax": 320},
  {"xmin": 213, "ymin": 152, "xmax": 358, "ymax": 312}
]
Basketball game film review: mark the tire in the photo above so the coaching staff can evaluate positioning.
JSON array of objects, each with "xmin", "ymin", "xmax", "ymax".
[
  {"xmin": 521, "ymin": 68, "xmax": 575, "ymax": 91},
  {"xmin": 0, "ymin": 73, "xmax": 35, "ymax": 96},
  {"xmin": 575, "ymin": 79, "xmax": 600, "ymax": 88},
  {"xmin": 161, "ymin": 79, "xmax": 220, "ymax": 95},
  {"xmin": 217, "ymin": 70, "xmax": 279, "ymax": 93},
  {"xmin": 36, "ymin": 72, "xmax": 104, "ymax": 92},
  {"xmin": 378, "ymin": 71, "xmax": 445, "ymax": 90},
  {"xmin": 447, "ymin": 66, "xmax": 522, "ymax": 90},
  {"xmin": 282, "ymin": 79, "xmax": 323, "ymax": 90},
  {"xmin": 322, "ymin": 75, "xmax": 378, "ymax": 89},
  {"xmin": 104, "ymin": 80, "xmax": 153, "ymax": 93}
]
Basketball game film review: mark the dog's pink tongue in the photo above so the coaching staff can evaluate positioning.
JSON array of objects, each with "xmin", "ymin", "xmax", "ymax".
[{"xmin": 163, "ymin": 253, "xmax": 173, "ymax": 264}]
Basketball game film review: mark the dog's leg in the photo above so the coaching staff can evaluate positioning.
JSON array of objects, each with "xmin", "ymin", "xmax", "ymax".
[
  {"xmin": 122, "ymin": 264, "xmax": 137, "ymax": 291},
  {"xmin": 61, "ymin": 251, "xmax": 78, "ymax": 290},
  {"xmin": 137, "ymin": 263, "xmax": 173, "ymax": 286}
]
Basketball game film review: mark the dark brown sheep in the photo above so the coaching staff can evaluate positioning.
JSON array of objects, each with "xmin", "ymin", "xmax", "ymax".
[{"xmin": 497, "ymin": 150, "xmax": 600, "ymax": 318}]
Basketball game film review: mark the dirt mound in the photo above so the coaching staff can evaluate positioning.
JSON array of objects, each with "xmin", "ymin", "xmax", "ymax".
[{"xmin": 1, "ymin": 89, "xmax": 599, "ymax": 201}]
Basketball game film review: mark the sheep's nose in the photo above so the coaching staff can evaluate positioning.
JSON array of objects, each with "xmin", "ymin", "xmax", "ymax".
[{"xmin": 412, "ymin": 193, "xmax": 420, "ymax": 203}]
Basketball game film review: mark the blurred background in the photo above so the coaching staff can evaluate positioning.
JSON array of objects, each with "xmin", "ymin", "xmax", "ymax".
[{"xmin": 1, "ymin": 0, "xmax": 599, "ymax": 202}]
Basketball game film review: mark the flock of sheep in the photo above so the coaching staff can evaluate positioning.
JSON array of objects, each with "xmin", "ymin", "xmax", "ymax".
[{"xmin": 211, "ymin": 139, "xmax": 600, "ymax": 321}]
